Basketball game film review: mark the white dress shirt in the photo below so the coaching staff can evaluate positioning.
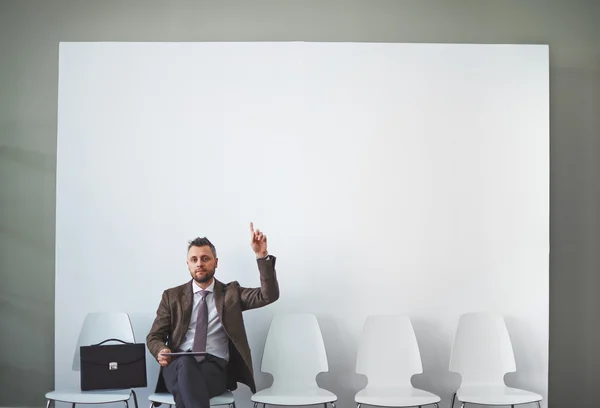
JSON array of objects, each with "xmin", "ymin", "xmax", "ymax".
[{"xmin": 178, "ymin": 279, "xmax": 229, "ymax": 361}]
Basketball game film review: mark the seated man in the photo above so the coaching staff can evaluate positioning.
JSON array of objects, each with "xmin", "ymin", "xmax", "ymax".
[{"xmin": 147, "ymin": 223, "xmax": 280, "ymax": 408}]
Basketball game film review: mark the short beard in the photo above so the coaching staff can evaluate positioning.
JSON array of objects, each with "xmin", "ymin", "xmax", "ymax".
[{"xmin": 193, "ymin": 270, "xmax": 215, "ymax": 284}]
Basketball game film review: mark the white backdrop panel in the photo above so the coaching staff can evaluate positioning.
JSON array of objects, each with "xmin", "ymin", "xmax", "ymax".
[{"xmin": 56, "ymin": 42, "xmax": 549, "ymax": 408}]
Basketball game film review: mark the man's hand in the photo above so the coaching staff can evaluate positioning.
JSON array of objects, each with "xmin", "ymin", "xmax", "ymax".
[
  {"xmin": 158, "ymin": 348, "xmax": 172, "ymax": 367},
  {"xmin": 250, "ymin": 222, "xmax": 268, "ymax": 258}
]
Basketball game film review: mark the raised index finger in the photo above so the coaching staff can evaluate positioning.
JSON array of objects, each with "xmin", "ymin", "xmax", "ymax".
[{"xmin": 250, "ymin": 222, "xmax": 255, "ymax": 234}]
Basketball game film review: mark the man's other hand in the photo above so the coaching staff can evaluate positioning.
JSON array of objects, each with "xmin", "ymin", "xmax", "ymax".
[{"xmin": 158, "ymin": 348, "xmax": 172, "ymax": 367}]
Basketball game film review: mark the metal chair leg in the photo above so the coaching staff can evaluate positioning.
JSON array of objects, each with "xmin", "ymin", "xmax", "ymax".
[
  {"xmin": 131, "ymin": 390, "xmax": 139, "ymax": 408},
  {"xmin": 450, "ymin": 393, "xmax": 457, "ymax": 408}
]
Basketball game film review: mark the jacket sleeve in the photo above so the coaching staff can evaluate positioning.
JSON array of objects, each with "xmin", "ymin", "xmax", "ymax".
[
  {"xmin": 239, "ymin": 256, "xmax": 280, "ymax": 311},
  {"xmin": 146, "ymin": 290, "xmax": 171, "ymax": 358}
]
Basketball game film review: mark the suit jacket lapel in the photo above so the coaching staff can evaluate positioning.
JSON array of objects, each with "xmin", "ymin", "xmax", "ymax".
[
  {"xmin": 214, "ymin": 279, "xmax": 226, "ymax": 323},
  {"xmin": 181, "ymin": 281, "xmax": 194, "ymax": 336}
]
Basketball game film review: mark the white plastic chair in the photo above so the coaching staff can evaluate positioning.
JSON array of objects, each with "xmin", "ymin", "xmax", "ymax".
[
  {"xmin": 251, "ymin": 313, "xmax": 337, "ymax": 408},
  {"xmin": 449, "ymin": 313, "xmax": 542, "ymax": 408},
  {"xmin": 148, "ymin": 390, "xmax": 235, "ymax": 408},
  {"xmin": 45, "ymin": 312, "xmax": 139, "ymax": 408},
  {"xmin": 355, "ymin": 315, "xmax": 440, "ymax": 408}
]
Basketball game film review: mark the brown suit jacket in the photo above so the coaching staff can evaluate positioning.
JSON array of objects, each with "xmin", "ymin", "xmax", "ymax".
[{"xmin": 146, "ymin": 256, "xmax": 279, "ymax": 393}]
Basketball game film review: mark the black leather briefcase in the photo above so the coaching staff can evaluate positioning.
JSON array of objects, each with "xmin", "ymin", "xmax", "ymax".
[{"xmin": 80, "ymin": 338, "xmax": 147, "ymax": 391}]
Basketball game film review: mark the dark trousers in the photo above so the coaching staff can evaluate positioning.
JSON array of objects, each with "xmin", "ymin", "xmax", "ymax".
[{"xmin": 162, "ymin": 354, "xmax": 227, "ymax": 408}]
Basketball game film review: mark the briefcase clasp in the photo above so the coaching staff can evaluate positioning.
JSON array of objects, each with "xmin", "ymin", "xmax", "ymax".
[{"xmin": 109, "ymin": 362, "xmax": 118, "ymax": 370}]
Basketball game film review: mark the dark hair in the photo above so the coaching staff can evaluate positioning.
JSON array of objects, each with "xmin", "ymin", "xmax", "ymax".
[{"xmin": 188, "ymin": 237, "xmax": 217, "ymax": 258}]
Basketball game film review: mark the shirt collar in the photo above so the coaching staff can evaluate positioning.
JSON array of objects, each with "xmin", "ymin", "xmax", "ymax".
[{"xmin": 192, "ymin": 278, "xmax": 215, "ymax": 294}]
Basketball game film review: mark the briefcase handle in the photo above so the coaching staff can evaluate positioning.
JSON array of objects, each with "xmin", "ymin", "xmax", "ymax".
[{"xmin": 93, "ymin": 338, "xmax": 133, "ymax": 346}]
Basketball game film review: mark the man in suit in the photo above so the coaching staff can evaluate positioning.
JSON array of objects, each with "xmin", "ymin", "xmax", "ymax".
[{"xmin": 147, "ymin": 223, "xmax": 279, "ymax": 408}]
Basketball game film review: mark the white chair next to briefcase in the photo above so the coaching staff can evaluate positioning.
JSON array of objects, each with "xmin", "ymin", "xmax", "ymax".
[{"xmin": 45, "ymin": 312, "xmax": 140, "ymax": 408}]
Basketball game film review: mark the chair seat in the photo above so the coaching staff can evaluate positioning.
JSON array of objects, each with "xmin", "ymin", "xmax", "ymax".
[
  {"xmin": 149, "ymin": 391, "xmax": 235, "ymax": 406},
  {"xmin": 457, "ymin": 385, "xmax": 542, "ymax": 405},
  {"xmin": 355, "ymin": 386, "xmax": 441, "ymax": 407},
  {"xmin": 148, "ymin": 393, "xmax": 176, "ymax": 405},
  {"xmin": 46, "ymin": 389, "xmax": 132, "ymax": 404},
  {"xmin": 251, "ymin": 385, "xmax": 337, "ymax": 405}
]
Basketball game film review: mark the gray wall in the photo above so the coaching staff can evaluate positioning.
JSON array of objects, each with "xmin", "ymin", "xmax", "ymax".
[{"xmin": 0, "ymin": 1, "xmax": 598, "ymax": 407}]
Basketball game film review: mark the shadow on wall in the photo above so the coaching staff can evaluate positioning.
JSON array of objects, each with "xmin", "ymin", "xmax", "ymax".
[
  {"xmin": 317, "ymin": 315, "xmax": 368, "ymax": 408},
  {"xmin": 412, "ymin": 318, "xmax": 461, "ymax": 408}
]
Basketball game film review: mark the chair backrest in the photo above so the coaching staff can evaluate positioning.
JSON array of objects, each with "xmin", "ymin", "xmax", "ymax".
[
  {"xmin": 449, "ymin": 312, "xmax": 516, "ymax": 385},
  {"xmin": 72, "ymin": 312, "xmax": 135, "ymax": 371},
  {"xmin": 261, "ymin": 313, "xmax": 329, "ymax": 388},
  {"xmin": 356, "ymin": 315, "xmax": 423, "ymax": 387}
]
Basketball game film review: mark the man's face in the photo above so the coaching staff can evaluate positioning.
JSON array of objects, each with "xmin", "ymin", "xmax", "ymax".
[{"xmin": 187, "ymin": 245, "xmax": 218, "ymax": 284}]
